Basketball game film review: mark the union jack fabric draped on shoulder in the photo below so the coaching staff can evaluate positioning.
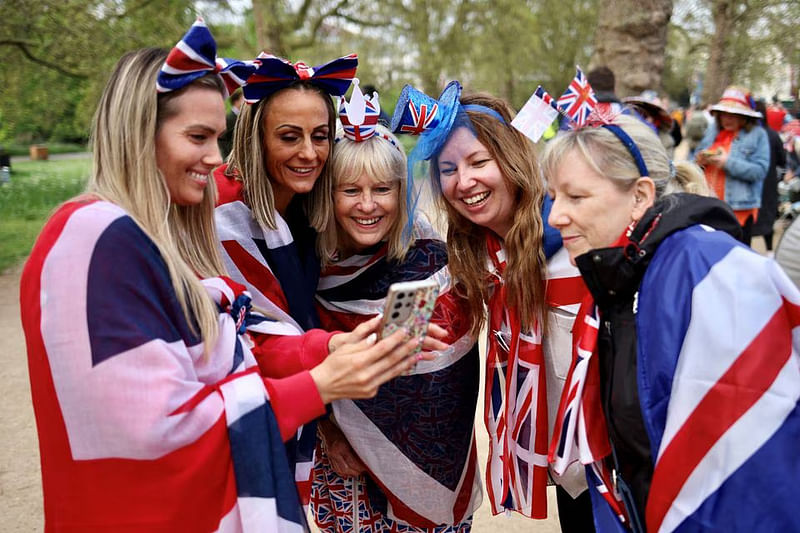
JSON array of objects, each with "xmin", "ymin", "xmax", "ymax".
[
  {"xmin": 549, "ymin": 224, "xmax": 800, "ymax": 532},
  {"xmin": 214, "ymin": 166, "xmax": 324, "ymax": 510},
  {"xmin": 556, "ymin": 67, "xmax": 598, "ymax": 128},
  {"xmin": 312, "ymin": 219, "xmax": 482, "ymax": 530},
  {"xmin": 20, "ymin": 199, "xmax": 308, "ymax": 531}
]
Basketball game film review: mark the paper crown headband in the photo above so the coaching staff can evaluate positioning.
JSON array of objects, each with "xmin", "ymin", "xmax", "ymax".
[
  {"xmin": 243, "ymin": 52, "xmax": 357, "ymax": 103},
  {"xmin": 156, "ymin": 18, "xmax": 256, "ymax": 98},
  {"xmin": 339, "ymin": 79, "xmax": 381, "ymax": 141}
]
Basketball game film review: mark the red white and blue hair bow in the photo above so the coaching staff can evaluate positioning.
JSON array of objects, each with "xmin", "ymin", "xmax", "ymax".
[
  {"xmin": 156, "ymin": 18, "xmax": 257, "ymax": 98},
  {"xmin": 243, "ymin": 52, "xmax": 357, "ymax": 104}
]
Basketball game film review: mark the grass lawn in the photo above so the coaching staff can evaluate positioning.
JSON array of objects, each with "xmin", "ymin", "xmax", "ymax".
[{"xmin": 0, "ymin": 158, "xmax": 90, "ymax": 272}]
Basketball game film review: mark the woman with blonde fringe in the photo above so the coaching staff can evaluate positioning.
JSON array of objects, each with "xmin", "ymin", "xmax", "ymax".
[
  {"xmin": 19, "ymin": 22, "xmax": 422, "ymax": 532},
  {"xmin": 309, "ymin": 87, "xmax": 480, "ymax": 532}
]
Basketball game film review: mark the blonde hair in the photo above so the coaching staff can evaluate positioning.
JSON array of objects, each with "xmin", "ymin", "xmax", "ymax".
[
  {"xmin": 225, "ymin": 84, "xmax": 336, "ymax": 232},
  {"xmin": 87, "ymin": 47, "xmax": 226, "ymax": 349},
  {"xmin": 317, "ymin": 125, "xmax": 408, "ymax": 264},
  {"xmin": 541, "ymin": 114, "xmax": 711, "ymax": 198},
  {"xmin": 431, "ymin": 93, "xmax": 548, "ymax": 335}
]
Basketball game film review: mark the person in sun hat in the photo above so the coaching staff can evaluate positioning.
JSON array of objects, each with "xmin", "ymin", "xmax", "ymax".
[
  {"xmin": 623, "ymin": 90, "xmax": 677, "ymax": 158},
  {"xmin": 308, "ymin": 80, "xmax": 481, "ymax": 533},
  {"xmin": 695, "ymin": 85, "xmax": 769, "ymax": 245},
  {"xmin": 391, "ymin": 82, "xmax": 595, "ymax": 532}
]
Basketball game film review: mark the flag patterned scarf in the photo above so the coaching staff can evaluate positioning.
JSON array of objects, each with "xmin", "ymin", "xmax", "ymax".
[
  {"xmin": 312, "ymin": 220, "xmax": 482, "ymax": 529},
  {"xmin": 484, "ymin": 232, "xmax": 551, "ymax": 518},
  {"xmin": 549, "ymin": 224, "xmax": 800, "ymax": 532},
  {"xmin": 214, "ymin": 168, "xmax": 321, "ymax": 507}
]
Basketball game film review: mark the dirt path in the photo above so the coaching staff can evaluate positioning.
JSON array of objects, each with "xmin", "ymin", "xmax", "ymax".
[
  {"xmin": 0, "ymin": 263, "xmax": 41, "ymax": 532},
  {"xmin": 0, "ymin": 258, "xmax": 558, "ymax": 532}
]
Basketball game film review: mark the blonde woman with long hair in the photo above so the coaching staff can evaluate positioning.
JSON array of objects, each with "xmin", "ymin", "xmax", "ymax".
[
  {"xmin": 391, "ymin": 84, "xmax": 594, "ymax": 531},
  {"xmin": 310, "ymin": 92, "xmax": 481, "ymax": 530},
  {"xmin": 20, "ymin": 23, "xmax": 422, "ymax": 531}
]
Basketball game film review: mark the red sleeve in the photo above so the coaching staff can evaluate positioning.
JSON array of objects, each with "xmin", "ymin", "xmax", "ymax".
[
  {"xmin": 213, "ymin": 164, "xmax": 245, "ymax": 206},
  {"xmin": 263, "ymin": 371, "xmax": 325, "ymax": 442},
  {"xmin": 251, "ymin": 329, "xmax": 335, "ymax": 378}
]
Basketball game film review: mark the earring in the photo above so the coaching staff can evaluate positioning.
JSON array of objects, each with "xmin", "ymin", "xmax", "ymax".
[{"xmin": 625, "ymin": 219, "xmax": 637, "ymax": 237}]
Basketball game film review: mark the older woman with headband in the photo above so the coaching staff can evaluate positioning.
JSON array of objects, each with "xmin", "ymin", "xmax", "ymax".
[
  {"xmin": 392, "ymin": 83, "xmax": 594, "ymax": 532},
  {"xmin": 545, "ymin": 114, "xmax": 800, "ymax": 532},
  {"xmin": 20, "ymin": 22, "xmax": 422, "ymax": 531}
]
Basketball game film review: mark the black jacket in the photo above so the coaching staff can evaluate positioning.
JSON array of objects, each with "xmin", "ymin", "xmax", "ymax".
[{"xmin": 574, "ymin": 193, "xmax": 741, "ymax": 527}]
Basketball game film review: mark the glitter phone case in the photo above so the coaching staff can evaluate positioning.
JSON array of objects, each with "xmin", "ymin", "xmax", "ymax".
[{"xmin": 379, "ymin": 279, "xmax": 439, "ymax": 355}]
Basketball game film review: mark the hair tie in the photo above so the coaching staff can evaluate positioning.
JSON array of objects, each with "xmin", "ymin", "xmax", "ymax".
[
  {"xmin": 669, "ymin": 159, "xmax": 676, "ymax": 179},
  {"xmin": 156, "ymin": 17, "xmax": 256, "ymax": 98}
]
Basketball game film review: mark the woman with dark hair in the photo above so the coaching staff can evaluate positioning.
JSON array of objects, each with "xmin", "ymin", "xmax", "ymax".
[{"xmin": 695, "ymin": 86, "xmax": 770, "ymax": 245}]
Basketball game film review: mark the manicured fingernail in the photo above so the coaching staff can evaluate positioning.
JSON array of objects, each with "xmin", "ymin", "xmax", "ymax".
[
  {"xmin": 366, "ymin": 333, "xmax": 377, "ymax": 345},
  {"xmin": 416, "ymin": 353, "xmax": 425, "ymax": 361}
]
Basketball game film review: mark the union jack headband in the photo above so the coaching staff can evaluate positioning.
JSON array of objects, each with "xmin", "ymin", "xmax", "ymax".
[
  {"xmin": 156, "ymin": 18, "xmax": 257, "ymax": 98},
  {"xmin": 243, "ymin": 53, "xmax": 358, "ymax": 104}
]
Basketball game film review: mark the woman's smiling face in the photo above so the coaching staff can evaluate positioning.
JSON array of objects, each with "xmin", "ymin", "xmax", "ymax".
[{"xmin": 437, "ymin": 127, "xmax": 516, "ymax": 238}]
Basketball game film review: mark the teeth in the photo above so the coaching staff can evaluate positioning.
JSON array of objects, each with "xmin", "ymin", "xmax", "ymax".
[
  {"xmin": 289, "ymin": 167, "xmax": 314, "ymax": 174},
  {"xmin": 463, "ymin": 191, "xmax": 489, "ymax": 205},
  {"xmin": 189, "ymin": 171, "xmax": 207, "ymax": 181},
  {"xmin": 354, "ymin": 217, "xmax": 380, "ymax": 225}
]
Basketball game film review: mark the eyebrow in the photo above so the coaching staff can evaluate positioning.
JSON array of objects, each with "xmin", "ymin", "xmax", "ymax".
[
  {"xmin": 184, "ymin": 124, "xmax": 218, "ymax": 134},
  {"xmin": 276, "ymin": 123, "xmax": 329, "ymax": 130}
]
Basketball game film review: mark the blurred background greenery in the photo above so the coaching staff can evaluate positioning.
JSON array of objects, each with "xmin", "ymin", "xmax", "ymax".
[{"xmin": 1, "ymin": 0, "xmax": 798, "ymax": 149}]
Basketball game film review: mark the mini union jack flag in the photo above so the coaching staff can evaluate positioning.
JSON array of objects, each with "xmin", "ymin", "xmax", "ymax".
[
  {"xmin": 399, "ymin": 101, "xmax": 439, "ymax": 135},
  {"xmin": 556, "ymin": 67, "xmax": 597, "ymax": 127}
]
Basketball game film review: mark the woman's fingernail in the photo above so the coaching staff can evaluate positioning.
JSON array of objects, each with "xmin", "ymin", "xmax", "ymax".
[
  {"xmin": 366, "ymin": 333, "xmax": 377, "ymax": 345},
  {"xmin": 416, "ymin": 353, "xmax": 425, "ymax": 361}
]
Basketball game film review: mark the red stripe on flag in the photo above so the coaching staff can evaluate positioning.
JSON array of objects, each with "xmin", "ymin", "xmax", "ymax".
[
  {"xmin": 645, "ymin": 301, "xmax": 798, "ymax": 531},
  {"xmin": 221, "ymin": 240, "xmax": 290, "ymax": 314},
  {"xmin": 546, "ymin": 276, "xmax": 587, "ymax": 307}
]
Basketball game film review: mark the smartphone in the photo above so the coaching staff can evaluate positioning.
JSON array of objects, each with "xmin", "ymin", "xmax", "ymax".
[{"xmin": 378, "ymin": 279, "xmax": 440, "ymax": 354}]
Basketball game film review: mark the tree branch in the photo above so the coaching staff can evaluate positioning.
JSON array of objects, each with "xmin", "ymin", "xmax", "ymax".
[{"xmin": 0, "ymin": 40, "xmax": 87, "ymax": 79}]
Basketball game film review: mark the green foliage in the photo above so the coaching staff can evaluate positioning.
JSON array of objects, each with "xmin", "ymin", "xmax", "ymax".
[{"xmin": 0, "ymin": 158, "xmax": 90, "ymax": 271}]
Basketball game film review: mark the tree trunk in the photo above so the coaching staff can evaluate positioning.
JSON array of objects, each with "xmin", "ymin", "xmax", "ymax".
[
  {"xmin": 590, "ymin": 0, "xmax": 674, "ymax": 98},
  {"xmin": 252, "ymin": 0, "xmax": 288, "ymax": 56},
  {"xmin": 702, "ymin": 0, "xmax": 736, "ymax": 106}
]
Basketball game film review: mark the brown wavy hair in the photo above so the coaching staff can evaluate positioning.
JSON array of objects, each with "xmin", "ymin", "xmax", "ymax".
[{"xmin": 431, "ymin": 92, "xmax": 548, "ymax": 335}]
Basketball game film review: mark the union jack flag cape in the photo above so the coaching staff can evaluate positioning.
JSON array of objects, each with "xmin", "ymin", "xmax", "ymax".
[
  {"xmin": 483, "ymin": 217, "xmax": 587, "ymax": 519},
  {"xmin": 311, "ymin": 219, "xmax": 482, "ymax": 530},
  {"xmin": 214, "ymin": 166, "xmax": 332, "ymax": 509},
  {"xmin": 20, "ymin": 198, "xmax": 313, "ymax": 531},
  {"xmin": 549, "ymin": 222, "xmax": 800, "ymax": 532}
]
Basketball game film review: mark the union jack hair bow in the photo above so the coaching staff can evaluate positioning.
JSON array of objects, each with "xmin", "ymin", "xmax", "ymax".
[
  {"xmin": 156, "ymin": 18, "xmax": 257, "ymax": 98},
  {"xmin": 243, "ymin": 52, "xmax": 358, "ymax": 104}
]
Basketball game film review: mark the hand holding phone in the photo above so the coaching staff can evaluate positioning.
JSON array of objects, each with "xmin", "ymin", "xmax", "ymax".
[{"xmin": 379, "ymin": 280, "xmax": 439, "ymax": 356}]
